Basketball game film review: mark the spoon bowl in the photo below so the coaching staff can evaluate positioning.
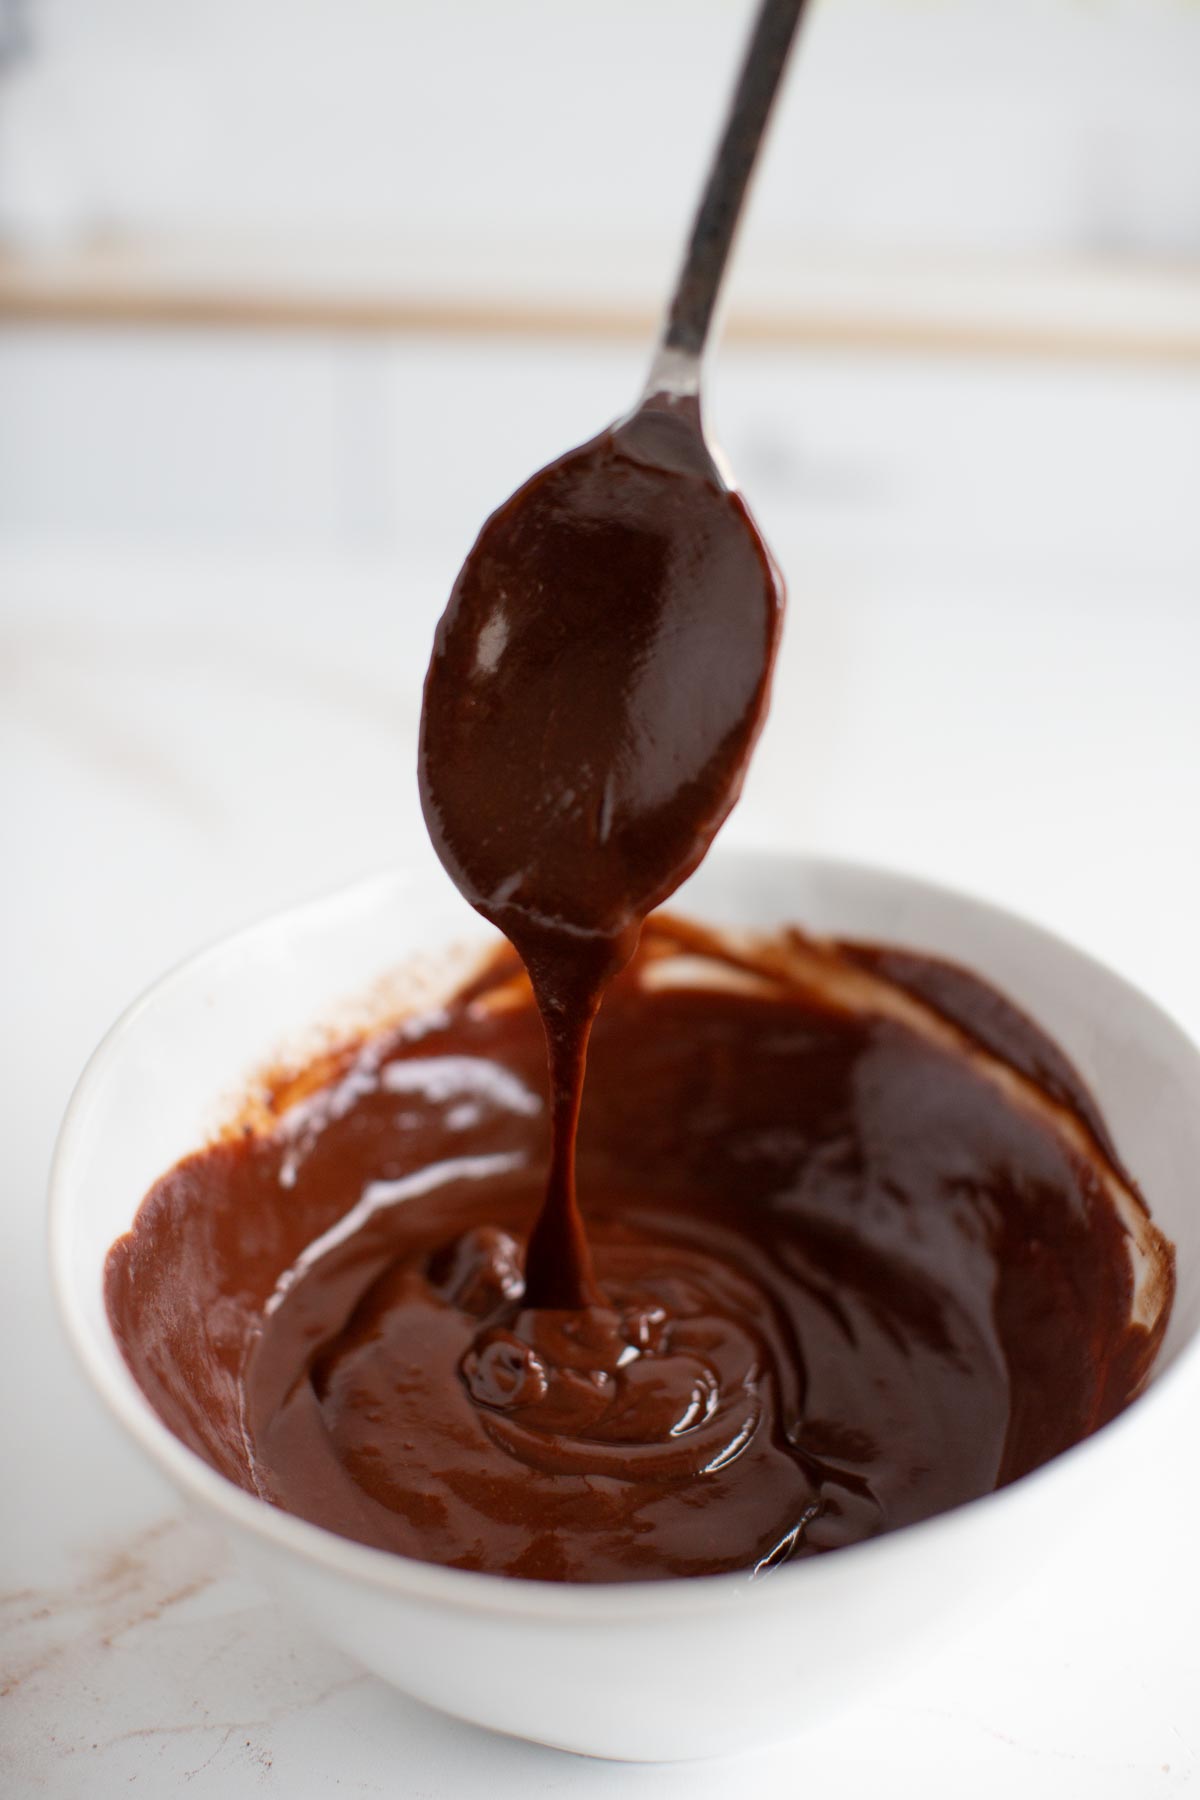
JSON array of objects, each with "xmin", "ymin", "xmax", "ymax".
[{"xmin": 418, "ymin": 399, "xmax": 782, "ymax": 950}]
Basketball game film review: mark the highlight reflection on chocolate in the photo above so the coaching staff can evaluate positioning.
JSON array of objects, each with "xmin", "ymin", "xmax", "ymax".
[{"xmin": 105, "ymin": 919, "xmax": 1174, "ymax": 1584}]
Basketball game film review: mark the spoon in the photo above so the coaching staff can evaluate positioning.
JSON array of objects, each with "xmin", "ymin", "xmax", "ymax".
[{"xmin": 419, "ymin": 0, "xmax": 807, "ymax": 1308}]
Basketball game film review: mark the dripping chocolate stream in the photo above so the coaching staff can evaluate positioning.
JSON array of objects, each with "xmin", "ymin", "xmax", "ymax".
[{"xmin": 418, "ymin": 409, "xmax": 783, "ymax": 1308}]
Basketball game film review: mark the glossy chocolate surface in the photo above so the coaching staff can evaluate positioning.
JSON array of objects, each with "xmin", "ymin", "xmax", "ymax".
[{"xmin": 106, "ymin": 922, "xmax": 1173, "ymax": 1583}]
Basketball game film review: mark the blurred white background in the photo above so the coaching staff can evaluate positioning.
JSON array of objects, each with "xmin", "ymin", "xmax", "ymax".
[
  {"xmin": 3, "ymin": 4, "xmax": 1200, "ymax": 1796},
  {"xmin": 3, "ymin": 0, "xmax": 1200, "ymax": 549},
  {"xmin": 5, "ymin": 0, "xmax": 1200, "ymax": 263}
]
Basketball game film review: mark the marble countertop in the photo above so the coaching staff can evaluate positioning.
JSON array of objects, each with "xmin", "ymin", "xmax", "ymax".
[{"xmin": 3, "ymin": 338, "xmax": 1199, "ymax": 1795}]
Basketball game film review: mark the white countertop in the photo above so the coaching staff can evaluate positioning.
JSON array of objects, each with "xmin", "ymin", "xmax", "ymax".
[{"xmin": 3, "ymin": 337, "xmax": 1200, "ymax": 1795}]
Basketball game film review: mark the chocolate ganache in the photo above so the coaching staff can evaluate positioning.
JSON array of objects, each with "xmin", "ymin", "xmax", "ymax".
[
  {"xmin": 106, "ymin": 404, "xmax": 1173, "ymax": 1583},
  {"xmin": 106, "ymin": 921, "xmax": 1173, "ymax": 1582}
]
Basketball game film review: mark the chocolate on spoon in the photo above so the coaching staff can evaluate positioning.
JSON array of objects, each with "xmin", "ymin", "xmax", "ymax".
[{"xmin": 419, "ymin": 0, "xmax": 806, "ymax": 1307}]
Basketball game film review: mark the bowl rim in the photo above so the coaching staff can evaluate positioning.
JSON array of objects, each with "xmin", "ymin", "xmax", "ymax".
[{"xmin": 48, "ymin": 848, "xmax": 1200, "ymax": 1622}]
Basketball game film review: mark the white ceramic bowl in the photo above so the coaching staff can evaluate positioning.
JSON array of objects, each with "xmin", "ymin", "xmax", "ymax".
[{"xmin": 50, "ymin": 852, "xmax": 1200, "ymax": 1762}]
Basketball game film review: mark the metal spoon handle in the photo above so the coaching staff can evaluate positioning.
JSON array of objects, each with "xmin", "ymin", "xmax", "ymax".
[{"xmin": 644, "ymin": 0, "xmax": 808, "ymax": 401}]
